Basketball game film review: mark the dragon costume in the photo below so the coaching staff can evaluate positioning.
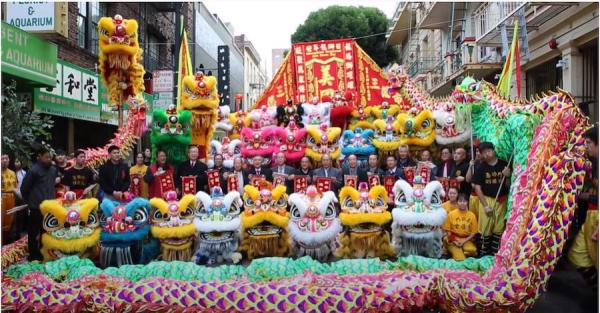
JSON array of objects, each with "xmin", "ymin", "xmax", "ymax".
[
  {"xmin": 149, "ymin": 192, "xmax": 197, "ymax": 261},
  {"xmin": 341, "ymin": 128, "xmax": 376, "ymax": 167},
  {"xmin": 97, "ymin": 14, "xmax": 145, "ymax": 107},
  {"xmin": 391, "ymin": 176, "xmax": 447, "ymax": 258},
  {"xmin": 276, "ymin": 99, "xmax": 304, "ymax": 127},
  {"xmin": 305, "ymin": 124, "xmax": 341, "ymax": 164},
  {"xmin": 273, "ymin": 122, "xmax": 307, "ymax": 165},
  {"xmin": 150, "ymin": 104, "xmax": 191, "ymax": 167},
  {"xmin": 194, "ymin": 187, "xmax": 243, "ymax": 265},
  {"xmin": 288, "ymin": 186, "xmax": 341, "ymax": 261},
  {"xmin": 336, "ymin": 183, "xmax": 396, "ymax": 259},
  {"xmin": 99, "ymin": 196, "xmax": 158, "ymax": 267},
  {"xmin": 179, "ymin": 72, "xmax": 220, "ymax": 158},
  {"xmin": 208, "ymin": 137, "xmax": 241, "ymax": 169},
  {"xmin": 40, "ymin": 192, "xmax": 100, "ymax": 262},
  {"xmin": 239, "ymin": 182, "xmax": 291, "ymax": 260}
]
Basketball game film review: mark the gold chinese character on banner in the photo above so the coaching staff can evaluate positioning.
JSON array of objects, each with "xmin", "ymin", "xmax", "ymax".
[{"xmin": 318, "ymin": 65, "xmax": 334, "ymax": 86}]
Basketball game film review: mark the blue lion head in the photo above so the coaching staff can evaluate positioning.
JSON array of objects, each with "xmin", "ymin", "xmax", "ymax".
[
  {"xmin": 341, "ymin": 128, "xmax": 376, "ymax": 158},
  {"xmin": 99, "ymin": 197, "xmax": 152, "ymax": 246}
]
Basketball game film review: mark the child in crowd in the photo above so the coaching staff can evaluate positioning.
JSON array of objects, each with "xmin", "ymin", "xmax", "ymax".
[
  {"xmin": 443, "ymin": 193, "xmax": 478, "ymax": 261},
  {"xmin": 442, "ymin": 187, "xmax": 459, "ymax": 214}
]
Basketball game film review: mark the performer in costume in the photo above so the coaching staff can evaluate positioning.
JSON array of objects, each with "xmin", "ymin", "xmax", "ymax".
[
  {"xmin": 194, "ymin": 187, "xmax": 243, "ymax": 265},
  {"xmin": 391, "ymin": 177, "xmax": 447, "ymax": 258},
  {"xmin": 149, "ymin": 191, "xmax": 197, "ymax": 261},
  {"xmin": 336, "ymin": 183, "xmax": 396, "ymax": 259},
  {"xmin": 39, "ymin": 192, "xmax": 100, "ymax": 261},
  {"xmin": 288, "ymin": 186, "xmax": 341, "ymax": 261},
  {"xmin": 99, "ymin": 195, "xmax": 158, "ymax": 267},
  {"xmin": 239, "ymin": 182, "xmax": 291, "ymax": 260}
]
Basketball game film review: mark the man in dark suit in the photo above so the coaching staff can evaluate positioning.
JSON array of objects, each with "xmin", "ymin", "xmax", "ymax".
[
  {"xmin": 312, "ymin": 154, "xmax": 343, "ymax": 193},
  {"xmin": 272, "ymin": 152, "xmax": 295, "ymax": 192},
  {"xmin": 175, "ymin": 146, "xmax": 209, "ymax": 195},
  {"xmin": 384, "ymin": 155, "xmax": 404, "ymax": 181},
  {"xmin": 243, "ymin": 155, "xmax": 273, "ymax": 185},
  {"xmin": 342, "ymin": 154, "xmax": 368, "ymax": 186}
]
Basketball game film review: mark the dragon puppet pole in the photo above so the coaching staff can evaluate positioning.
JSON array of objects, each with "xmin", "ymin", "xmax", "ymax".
[
  {"xmin": 493, "ymin": 153, "xmax": 514, "ymax": 209},
  {"xmin": 469, "ymin": 108, "xmax": 474, "ymax": 160}
]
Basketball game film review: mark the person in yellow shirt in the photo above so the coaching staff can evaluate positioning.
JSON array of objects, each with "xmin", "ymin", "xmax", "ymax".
[
  {"xmin": 1, "ymin": 154, "xmax": 17, "ymax": 243},
  {"xmin": 443, "ymin": 193, "xmax": 478, "ymax": 261},
  {"xmin": 442, "ymin": 187, "xmax": 459, "ymax": 214},
  {"xmin": 129, "ymin": 152, "xmax": 149, "ymax": 198}
]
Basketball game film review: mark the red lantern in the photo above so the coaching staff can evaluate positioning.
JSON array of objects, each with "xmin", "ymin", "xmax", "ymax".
[{"xmin": 548, "ymin": 39, "xmax": 558, "ymax": 49}]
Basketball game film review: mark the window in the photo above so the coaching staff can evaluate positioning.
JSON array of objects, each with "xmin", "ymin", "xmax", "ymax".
[
  {"xmin": 77, "ymin": 2, "xmax": 87, "ymax": 49},
  {"xmin": 77, "ymin": 2, "xmax": 107, "ymax": 55}
]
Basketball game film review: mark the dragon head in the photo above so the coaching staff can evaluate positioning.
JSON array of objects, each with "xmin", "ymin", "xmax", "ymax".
[
  {"xmin": 452, "ymin": 76, "xmax": 483, "ymax": 104},
  {"xmin": 339, "ymin": 184, "xmax": 392, "ymax": 234},
  {"xmin": 391, "ymin": 177, "xmax": 447, "ymax": 236},
  {"xmin": 302, "ymin": 101, "xmax": 331, "ymax": 127},
  {"xmin": 98, "ymin": 14, "xmax": 140, "ymax": 57},
  {"xmin": 305, "ymin": 124, "xmax": 341, "ymax": 162},
  {"xmin": 341, "ymin": 128, "xmax": 376, "ymax": 158},
  {"xmin": 149, "ymin": 192, "xmax": 197, "ymax": 261},
  {"xmin": 40, "ymin": 192, "xmax": 100, "ymax": 261},
  {"xmin": 249, "ymin": 105, "xmax": 277, "ymax": 130},
  {"xmin": 228, "ymin": 111, "xmax": 251, "ymax": 140},
  {"xmin": 288, "ymin": 186, "xmax": 341, "ymax": 256},
  {"xmin": 276, "ymin": 100, "xmax": 304, "ymax": 127}
]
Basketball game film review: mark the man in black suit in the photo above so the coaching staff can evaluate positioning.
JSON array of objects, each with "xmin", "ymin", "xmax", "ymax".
[
  {"xmin": 272, "ymin": 152, "xmax": 295, "ymax": 192},
  {"xmin": 243, "ymin": 155, "xmax": 273, "ymax": 185},
  {"xmin": 312, "ymin": 154, "xmax": 343, "ymax": 193},
  {"xmin": 342, "ymin": 154, "xmax": 368, "ymax": 186},
  {"xmin": 175, "ymin": 146, "xmax": 208, "ymax": 195},
  {"xmin": 384, "ymin": 155, "xmax": 404, "ymax": 181}
]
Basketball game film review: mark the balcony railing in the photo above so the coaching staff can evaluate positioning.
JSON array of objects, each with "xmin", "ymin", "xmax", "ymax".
[
  {"xmin": 473, "ymin": 2, "xmax": 526, "ymax": 42},
  {"xmin": 406, "ymin": 57, "xmax": 439, "ymax": 77}
]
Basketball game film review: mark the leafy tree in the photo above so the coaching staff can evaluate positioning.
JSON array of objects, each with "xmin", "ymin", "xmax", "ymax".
[
  {"xmin": 2, "ymin": 80, "xmax": 54, "ymax": 165},
  {"xmin": 291, "ymin": 6, "xmax": 398, "ymax": 67}
]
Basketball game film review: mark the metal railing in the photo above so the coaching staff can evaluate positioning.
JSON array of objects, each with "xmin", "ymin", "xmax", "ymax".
[
  {"xmin": 472, "ymin": 2, "xmax": 526, "ymax": 41},
  {"xmin": 406, "ymin": 57, "xmax": 440, "ymax": 77}
]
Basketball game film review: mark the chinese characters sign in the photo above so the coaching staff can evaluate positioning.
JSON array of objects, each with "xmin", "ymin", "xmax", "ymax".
[{"xmin": 34, "ymin": 60, "xmax": 100, "ymax": 122}]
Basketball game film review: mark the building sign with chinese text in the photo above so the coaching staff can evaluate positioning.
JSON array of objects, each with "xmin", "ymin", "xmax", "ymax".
[
  {"xmin": 1, "ymin": 21, "xmax": 57, "ymax": 86},
  {"xmin": 152, "ymin": 70, "xmax": 174, "ymax": 93}
]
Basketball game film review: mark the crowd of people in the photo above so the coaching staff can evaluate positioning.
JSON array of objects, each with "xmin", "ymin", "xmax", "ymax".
[{"xmin": 1, "ymin": 126, "xmax": 597, "ymax": 268}]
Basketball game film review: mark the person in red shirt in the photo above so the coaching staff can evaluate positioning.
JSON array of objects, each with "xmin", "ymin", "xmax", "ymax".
[{"xmin": 144, "ymin": 150, "xmax": 176, "ymax": 199}]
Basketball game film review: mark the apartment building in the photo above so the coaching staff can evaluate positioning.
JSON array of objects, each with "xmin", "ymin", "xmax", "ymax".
[
  {"xmin": 235, "ymin": 34, "xmax": 267, "ymax": 110},
  {"xmin": 387, "ymin": 2, "xmax": 598, "ymax": 123}
]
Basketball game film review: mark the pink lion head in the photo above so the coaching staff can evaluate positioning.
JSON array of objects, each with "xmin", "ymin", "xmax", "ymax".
[{"xmin": 274, "ymin": 126, "xmax": 307, "ymax": 164}]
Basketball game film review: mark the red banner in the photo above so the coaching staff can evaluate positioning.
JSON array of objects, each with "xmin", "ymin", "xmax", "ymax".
[
  {"xmin": 315, "ymin": 177, "xmax": 333, "ymax": 193},
  {"xmin": 383, "ymin": 175, "xmax": 396, "ymax": 203},
  {"xmin": 182, "ymin": 176, "xmax": 197, "ymax": 195},
  {"xmin": 344, "ymin": 175, "xmax": 358, "ymax": 189},
  {"xmin": 129, "ymin": 174, "xmax": 142, "ymax": 197},
  {"xmin": 273, "ymin": 173, "xmax": 287, "ymax": 187},
  {"xmin": 158, "ymin": 174, "xmax": 175, "ymax": 196},
  {"xmin": 403, "ymin": 167, "xmax": 416, "ymax": 185},
  {"xmin": 207, "ymin": 170, "xmax": 221, "ymax": 189},
  {"xmin": 253, "ymin": 39, "xmax": 402, "ymax": 108},
  {"xmin": 368, "ymin": 174, "xmax": 380, "ymax": 187},
  {"xmin": 294, "ymin": 175, "xmax": 308, "ymax": 193},
  {"xmin": 227, "ymin": 175, "xmax": 239, "ymax": 193}
]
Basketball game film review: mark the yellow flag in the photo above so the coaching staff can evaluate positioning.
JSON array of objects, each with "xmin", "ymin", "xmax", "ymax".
[
  {"xmin": 497, "ymin": 20, "xmax": 519, "ymax": 98},
  {"xmin": 177, "ymin": 16, "xmax": 193, "ymax": 111}
]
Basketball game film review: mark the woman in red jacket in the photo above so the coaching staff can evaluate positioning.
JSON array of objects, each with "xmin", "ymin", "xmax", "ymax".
[{"xmin": 144, "ymin": 150, "xmax": 176, "ymax": 199}]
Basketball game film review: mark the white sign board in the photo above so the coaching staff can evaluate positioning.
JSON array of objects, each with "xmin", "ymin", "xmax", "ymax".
[
  {"xmin": 6, "ymin": 2, "xmax": 55, "ymax": 32},
  {"xmin": 152, "ymin": 70, "xmax": 174, "ymax": 92}
]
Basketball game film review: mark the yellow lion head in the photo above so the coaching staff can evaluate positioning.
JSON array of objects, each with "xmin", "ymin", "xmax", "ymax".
[
  {"xmin": 180, "ymin": 72, "xmax": 220, "ymax": 112},
  {"xmin": 241, "ymin": 183, "xmax": 289, "ymax": 232},
  {"xmin": 338, "ymin": 184, "xmax": 392, "ymax": 233},
  {"xmin": 305, "ymin": 125, "xmax": 341, "ymax": 162},
  {"xmin": 372, "ymin": 116, "xmax": 403, "ymax": 152},
  {"xmin": 40, "ymin": 193, "xmax": 100, "ymax": 261},
  {"xmin": 396, "ymin": 109, "xmax": 436, "ymax": 146},
  {"xmin": 149, "ymin": 193, "xmax": 197, "ymax": 260},
  {"xmin": 98, "ymin": 14, "xmax": 140, "ymax": 56}
]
